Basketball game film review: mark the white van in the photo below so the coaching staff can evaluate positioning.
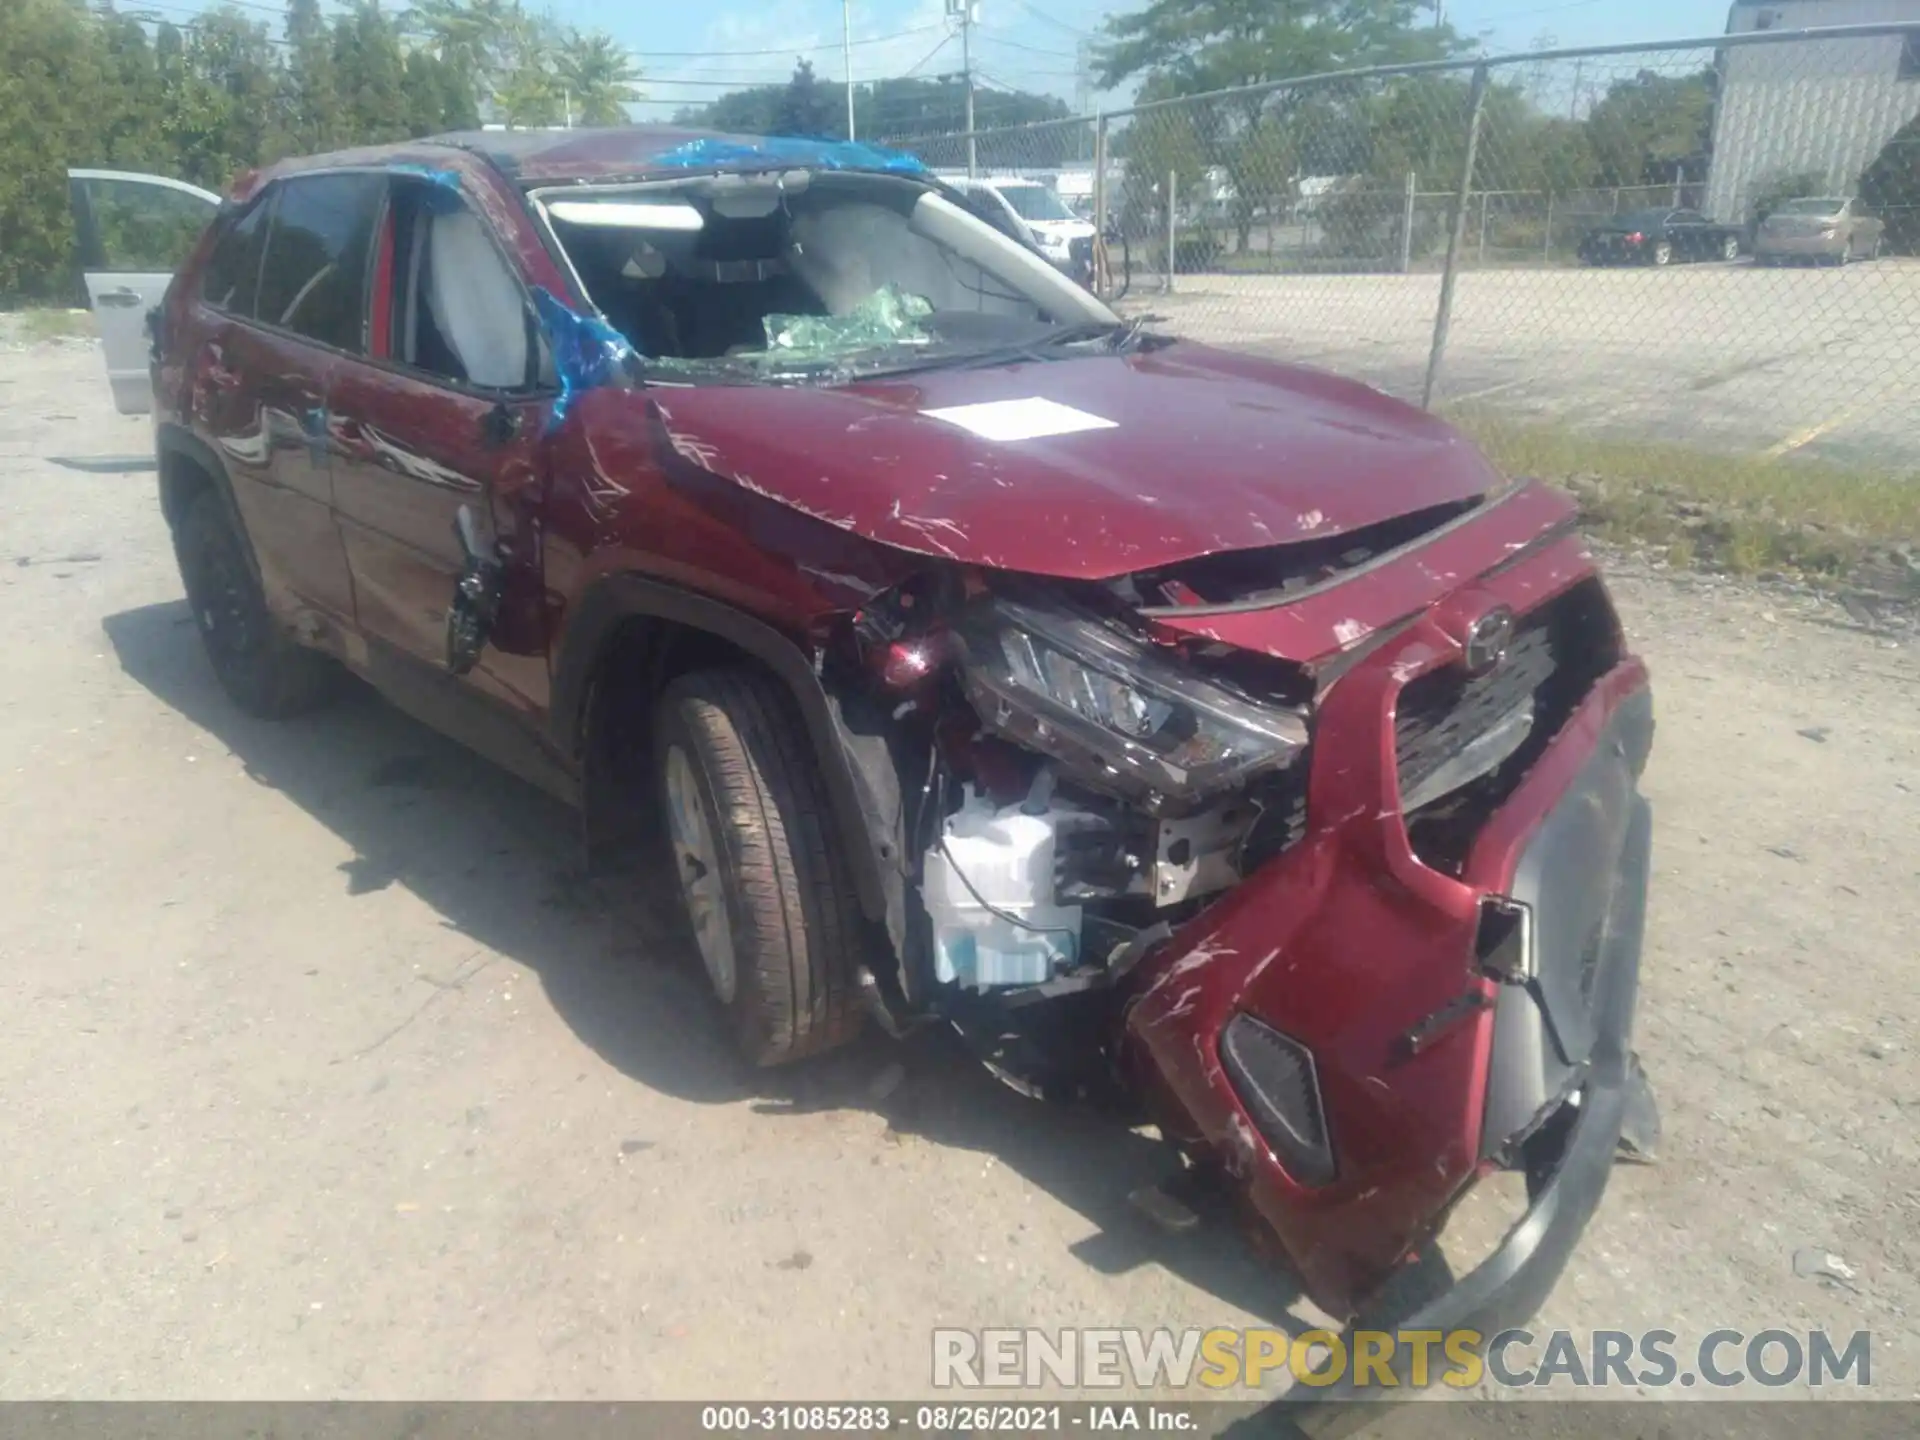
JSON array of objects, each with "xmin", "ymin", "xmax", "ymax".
[{"xmin": 946, "ymin": 177, "xmax": 1096, "ymax": 274}]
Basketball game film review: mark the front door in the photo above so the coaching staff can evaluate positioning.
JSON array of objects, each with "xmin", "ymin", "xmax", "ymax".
[
  {"xmin": 327, "ymin": 174, "xmax": 553, "ymax": 722},
  {"xmin": 67, "ymin": 168, "xmax": 222, "ymax": 414}
]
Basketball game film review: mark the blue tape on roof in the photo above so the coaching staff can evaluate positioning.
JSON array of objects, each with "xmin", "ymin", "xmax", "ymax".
[
  {"xmin": 532, "ymin": 287, "xmax": 638, "ymax": 431},
  {"xmin": 651, "ymin": 136, "xmax": 927, "ymax": 174},
  {"xmin": 389, "ymin": 163, "xmax": 465, "ymax": 212},
  {"xmin": 390, "ymin": 162, "xmax": 462, "ymax": 188}
]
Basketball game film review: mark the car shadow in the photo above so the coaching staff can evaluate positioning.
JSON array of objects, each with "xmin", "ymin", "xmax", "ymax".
[
  {"xmin": 48, "ymin": 455, "xmax": 158, "ymax": 473},
  {"xmin": 103, "ymin": 599, "xmax": 1313, "ymax": 1332}
]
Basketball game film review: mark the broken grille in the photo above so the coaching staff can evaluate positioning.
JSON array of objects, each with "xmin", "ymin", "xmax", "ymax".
[{"xmin": 1396, "ymin": 580, "xmax": 1620, "ymax": 874}]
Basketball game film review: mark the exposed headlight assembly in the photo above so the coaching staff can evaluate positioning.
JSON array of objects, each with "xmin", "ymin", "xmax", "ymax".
[{"xmin": 955, "ymin": 596, "xmax": 1308, "ymax": 806}]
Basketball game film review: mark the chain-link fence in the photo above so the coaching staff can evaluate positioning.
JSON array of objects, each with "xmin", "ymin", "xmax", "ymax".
[{"xmin": 882, "ymin": 24, "xmax": 1920, "ymax": 569}]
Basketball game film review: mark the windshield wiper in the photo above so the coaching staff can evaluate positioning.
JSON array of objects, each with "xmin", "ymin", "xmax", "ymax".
[
  {"xmin": 1041, "ymin": 318, "xmax": 1145, "ymax": 350},
  {"xmin": 851, "ymin": 319, "xmax": 1152, "ymax": 379}
]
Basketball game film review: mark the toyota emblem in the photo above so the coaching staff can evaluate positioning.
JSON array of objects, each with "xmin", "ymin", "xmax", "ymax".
[{"xmin": 1463, "ymin": 606, "xmax": 1515, "ymax": 675}]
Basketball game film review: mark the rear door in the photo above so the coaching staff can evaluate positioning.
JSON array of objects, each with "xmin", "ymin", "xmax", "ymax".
[
  {"xmin": 216, "ymin": 172, "xmax": 383, "ymax": 631},
  {"xmin": 67, "ymin": 168, "xmax": 222, "ymax": 414}
]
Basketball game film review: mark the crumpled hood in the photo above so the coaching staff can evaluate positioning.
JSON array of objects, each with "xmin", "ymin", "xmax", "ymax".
[{"xmin": 648, "ymin": 343, "xmax": 1505, "ymax": 579}]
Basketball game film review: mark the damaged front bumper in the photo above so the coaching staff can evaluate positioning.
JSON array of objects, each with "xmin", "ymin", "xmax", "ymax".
[{"xmin": 1118, "ymin": 534, "xmax": 1655, "ymax": 1330}]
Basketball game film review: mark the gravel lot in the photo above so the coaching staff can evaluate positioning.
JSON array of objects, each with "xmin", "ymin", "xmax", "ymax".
[
  {"xmin": 1, "ymin": 334, "xmax": 1915, "ymax": 1407},
  {"xmin": 1127, "ymin": 260, "xmax": 1920, "ymax": 472}
]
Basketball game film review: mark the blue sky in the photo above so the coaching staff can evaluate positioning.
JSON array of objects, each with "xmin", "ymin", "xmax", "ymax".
[
  {"xmin": 153, "ymin": 0, "xmax": 1744, "ymax": 122},
  {"xmin": 598, "ymin": 0, "xmax": 1743, "ymax": 122}
]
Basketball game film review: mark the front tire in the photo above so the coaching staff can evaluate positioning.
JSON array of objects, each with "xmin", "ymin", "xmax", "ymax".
[
  {"xmin": 1651, "ymin": 240, "xmax": 1673, "ymax": 268},
  {"xmin": 655, "ymin": 667, "xmax": 866, "ymax": 1066},
  {"xmin": 1721, "ymin": 235, "xmax": 1740, "ymax": 262},
  {"xmin": 173, "ymin": 489, "xmax": 338, "ymax": 719}
]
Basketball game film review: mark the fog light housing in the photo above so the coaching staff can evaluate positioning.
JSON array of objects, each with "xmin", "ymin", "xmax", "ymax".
[{"xmin": 1220, "ymin": 1014, "xmax": 1334, "ymax": 1187}]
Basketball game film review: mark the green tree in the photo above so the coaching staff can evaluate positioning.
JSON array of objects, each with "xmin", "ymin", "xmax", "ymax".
[
  {"xmin": 185, "ymin": 9, "xmax": 278, "ymax": 181},
  {"xmin": 678, "ymin": 84, "xmax": 786, "ymax": 136},
  {"xmin": 404, "ymin": 48, "xmax": 481, "ymax": 136},
  {"xmin": 275, "ymin": 0, "xmax": 342, "ymax": 155},
  {"xmin": 405, "ymin": 0, "xmax": 500, "ymax": 79},
  {"xmin": 0, "ymin": 0, "xmax": 107, "ymax": 302},
  {"xmin": 94, "ymin": 8, "xmax": 172, "ymax": 173},
  {"xmin": 1095, "ymin": 0, "xmax": 1463, "ymax": 251},
  {"xmin": 552, "ymin": 28, "xmax": 642, "ymax": 126},
  {"xmin": 494, "ymin": 8, "xmax": 562, "ymax": 125},
  {"xmin": 1582, "ymin": 69, "xmax": 1714, "ymax": 189},
  {"xmin": 1749, "ymin": 168, "xmax": 1828, "ymax": 225},
  {"xmin": 331, "ymin": 1, "xmax": 411, "ymax": 144},
  {"xmin": 1120, "ymin": 86, "xmax": 1209, "ymax": 233},
  {"xmin": 774, "ymin": 59, "xmax": 835, "ymax": 137},
  {"xmin": 675, "ymin": 74, "xmax": 1068, "ymax": 155}
]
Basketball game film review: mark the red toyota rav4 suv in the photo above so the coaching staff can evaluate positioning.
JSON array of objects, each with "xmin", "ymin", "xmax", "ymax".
[{"xmin": 73, "ymin": 128, "xmax": 1657, "ymax": 1360}]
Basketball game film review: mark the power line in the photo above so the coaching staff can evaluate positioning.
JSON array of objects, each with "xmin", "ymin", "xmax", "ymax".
[
  {"xmin": 633, "ymin": 76, "xmax": 810, "ymax": 88},
  {"xmin": 1475, "ymin": 0, "xmax": 1606, "ymax": 21},
  {"xmin": 637, "ymin": 24, "xmax": 944, "ymax": 59},
  {"xmin": 976, "ymin": 30, "xmax": 1077, "ymax": 59},
  {"xmin": 1007, "ymin": 0, "xmax": 1093, "ymax": 39},
  {"xmin": 904, "ymin": 31, "xmax": 953, "ymax": 76}
]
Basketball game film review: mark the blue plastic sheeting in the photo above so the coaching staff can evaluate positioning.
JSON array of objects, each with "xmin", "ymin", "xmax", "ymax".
[
  {"xmin": 389, "ymin": 162, "xmax": 462, "ymax": 188},
  {"xmin": 651, "ymin": 136, "xmax": 927, "ymax": 175},
  {"xmin": 532, "ymin": 287, "xmax": 639, "ymax": 430},
  {"xmin": 388, "ymin": 162, "xmax": 465, "ymax": 212}
]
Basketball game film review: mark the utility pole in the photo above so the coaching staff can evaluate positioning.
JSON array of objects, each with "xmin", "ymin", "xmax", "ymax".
[
  {"xmin": 1433, "ymin": 0, "xmax": 1445, "ymax": 27},
  {"xmin": 843, "ymin": 0, "xmax": 856, "ymax": 139},
  {"xmin": 1074, "ymin": 38, "xmax": 1093, "ymax": 162},
  {"xmin": 949, "ymin": 0, "xmax": 977, "ymax": 175},
  {"xmin": 1569, "ymin": 58, "xmax": 1585, "ymax": 120}
]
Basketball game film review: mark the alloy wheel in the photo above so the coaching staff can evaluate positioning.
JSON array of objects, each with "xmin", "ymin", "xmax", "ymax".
[{"xmin": 665, "ymin": 744, "xmax": 738, "ymax": 1004}]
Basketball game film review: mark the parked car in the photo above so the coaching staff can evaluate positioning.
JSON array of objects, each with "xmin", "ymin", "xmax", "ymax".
[
  {"xmin": 71, "ymin": 130, "xmax": 1657, "ymax": 1354},
  {"xmin": 946, "ymin": 176, "xmax": 1096, "ymax": 282},
  {"xmin": 1753, "ymin": 196, "xmax": 1884, "ymax": 266},
  {"xmin": 1577, "ymin": 208, "xmax": 1743, "ymax": 266}
]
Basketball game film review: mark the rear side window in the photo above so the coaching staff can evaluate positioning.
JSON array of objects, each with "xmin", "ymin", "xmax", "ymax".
[
  {"xmin": 200, "ymin": 194, "xmax": 274, "ymax": 316},
  {"xmin": 255, "ymin": 173, "xmax": 384, "ymax": 352}
]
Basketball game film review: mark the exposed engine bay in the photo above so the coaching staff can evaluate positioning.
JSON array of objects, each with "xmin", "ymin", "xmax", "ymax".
[{"xmin": 823, "ymin": 549, "xmax": 1605, "ymax": 1100}]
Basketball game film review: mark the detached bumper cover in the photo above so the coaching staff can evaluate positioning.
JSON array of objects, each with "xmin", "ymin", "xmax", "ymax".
[{"xmin": 1120, "ymin": 537, "xmax": 1653, "ymax": 1325}]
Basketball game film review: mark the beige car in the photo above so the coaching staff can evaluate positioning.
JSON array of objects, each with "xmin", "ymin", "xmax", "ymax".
[{"xmin": 1754, "ymin": 196, "xmax": 1885, "ymax": 266}]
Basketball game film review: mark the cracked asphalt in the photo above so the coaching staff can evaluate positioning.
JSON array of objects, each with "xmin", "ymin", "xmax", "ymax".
[{"xmin": 0, "ymin": 333, "xmax": 1915, "ymax": 1408}]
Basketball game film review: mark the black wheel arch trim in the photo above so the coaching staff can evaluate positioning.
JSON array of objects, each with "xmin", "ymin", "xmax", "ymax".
[
  {"xmin": 550, "ymin": 574, "xmax": 897, "ymax": 932},
  {"xmin": 155, "ymin": 423, "xmax": 264, "ymax": 590}
]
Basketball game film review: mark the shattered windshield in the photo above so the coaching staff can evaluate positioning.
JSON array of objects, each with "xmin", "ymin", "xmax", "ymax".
[{"xmin": 536, "ymin": 170, "xmax": 1125, "ymax": 384}]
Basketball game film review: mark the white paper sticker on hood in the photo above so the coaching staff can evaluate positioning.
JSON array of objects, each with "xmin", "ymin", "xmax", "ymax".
[{"xmin": 921, "ymin": 397, "xmax": 1118, "ymax": 443}]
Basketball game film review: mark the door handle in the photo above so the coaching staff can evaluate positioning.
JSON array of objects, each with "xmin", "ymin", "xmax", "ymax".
[{"xmin": 96, "ymin": 286, "xmax": 144, "ymax": 308}]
